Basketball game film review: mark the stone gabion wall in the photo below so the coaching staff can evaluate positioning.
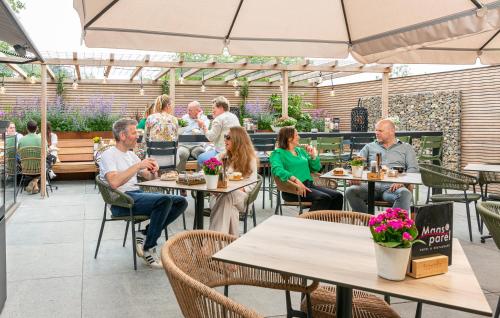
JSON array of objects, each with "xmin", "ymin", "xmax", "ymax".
[{"xmin": 361, "ymin": 91, "xmax": 461, "ymax": 170}]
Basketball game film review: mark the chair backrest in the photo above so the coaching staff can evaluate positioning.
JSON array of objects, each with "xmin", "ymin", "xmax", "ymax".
[
  {"xmin": 273, "ymin": 176, "xmax": 301, "ymax": 195},
  {"xmin": 245, "ymin": 175, "xmax": 263, "ymax": 205},
  {"xmin": 317, "ymin": 136, "xmax": 343, "ymax": 154},
  {"xmin": 419, "ymin": 163, "xmax": 476, "ymax": 191},
  {"xmin": 478, "ymin": 170, "xmax": 500, "ymax": 186},
  {"xmin": 18, "ymin": 146, "xmax": 41, "ymax": 175},
  {"xmin": 146, "ymin": 141, "xmax": 177, "ymax": 168},
  {"xmin": 418, "ymin": 135, "xmax": 443, "ymax": 159},
  {"xmin": 476, "ymin": 201, "xmax": 500, "ymax": 249},
  {"xmin": 251, "ymin": 136, "xmax": 276, "ymax": 152},
  {"xmin": 298, "ymin": 210, "xmax": 371, "ymax": 226},
  {"xmin": 161, "ymin": 231, "xmax": 263, "ymax": 318},
  {"xmin": 299, "ymin": 137, "xmax": 311, "ymax": 146},
  {"xmin": 397, "ymin": 135, "xmax": 411, "ymax": 144},
  {"xmin": 5, "ymin": 140, "xmax": 17, "ymax": 176},
  {"xmin": 349, "ymin": 136, "xmax": 374, "ymax": 159},
  {"xmin": 95, "ymin": 176, "xmax": 134, "ymax": 209}
]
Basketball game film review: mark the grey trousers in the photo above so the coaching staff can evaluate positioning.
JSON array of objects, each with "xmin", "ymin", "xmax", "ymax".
[
  {"xmin": 177, "ymin": 144, "xmax": 205, "ymax": 172},
  {"xmin": 209, "ymin": 190, "xmax": 248, "ymax": 236},
  {"xmin": 345, "ymin": 183, "xmax": 413, "ymax": 213}
]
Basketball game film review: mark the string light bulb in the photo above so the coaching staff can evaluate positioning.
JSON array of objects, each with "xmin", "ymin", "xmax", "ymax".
[
  {"xmin": 232, "ymin": 78, "xmax": 238, "ymax": 87},
  {"xmin": 179, "ymin": 75, "xmax": 184, "ymax": 84},
  {"xmin": 222, "ymin": 39, "xmax": 230, "ymax": 57},
  {"xmin": 0, "ymin": 84, "xmax": 5, "ymax": 95},
  {"xmin": 234, "ymin": 89, "xmax": 240, "ymax": 97},
  {"xmin": 30, "ymin": 75, "xmax": 36, "ymax": 84},
  {"xmin": 72, "ymin": 79, "xmax": 78, "ymax": 90},
  {"xmin": 279, "ymin": 85, "xmax": 283, "ymax": 92},
  {"xmin": 317, "ymin": 72, "xmax": 323, "ymax": 84},
  {"xmin": 102, "ymin": 77, "xmax": 107, "ymax": 84},
  {"xmin": 139, "ymin": 73, "xmax": 144, "ymax": 95},
  {"xmin": 330, "ymin": 88, "xmax": 336, "ymax": 97},
  {"xmin": 201, "ymin": 82, "xmax": 206, "ymax": 93}
]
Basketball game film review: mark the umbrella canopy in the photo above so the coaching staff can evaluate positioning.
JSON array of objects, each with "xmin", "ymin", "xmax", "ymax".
[
  {"xmin": 74, "ymin": 0, "xmax": 500, "ymax": 62},
  {"xmin": 374, "ymin": 28, "xmax": 500, "ymax": 64}
]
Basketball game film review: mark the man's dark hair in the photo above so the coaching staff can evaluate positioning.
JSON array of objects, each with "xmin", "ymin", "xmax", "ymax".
[
  {"xmin": 277, "ymin": 126, "xmax": 296, "ymax": 149},
  {"xmin": 26, "ymin": 120, "xmax": 37, "ymax": 133}
]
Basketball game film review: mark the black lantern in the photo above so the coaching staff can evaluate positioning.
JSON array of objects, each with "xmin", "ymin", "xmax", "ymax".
[{"xmin": 351, "ymin": 99, "xmax": 368, "ymax": 132}]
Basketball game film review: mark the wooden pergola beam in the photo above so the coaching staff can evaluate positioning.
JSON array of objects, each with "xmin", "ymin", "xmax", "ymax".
[
  {"xmin": 6, "ymin": 63, "xmax": 27, "ymax": 79},
  {"xmin": 46, "ymin": 65, "xmax": 55, "ymax": 80},
  {"xmin": 129, "ymin": 54, "xmax": 149, "ymax": 81},
  {"xmin": 199, "ymin": 58, "xmax": 248, "ymax": 81},
  {"xmin": 247, "ymin": 70, "xmax": 282, "ymax": 83},
  {"xmin": 154, "ymin": 68, "xmax": 170, "ymax": 81},
  {"xmin": 73, "ymin": 52, "xmax": 81, "ymax": 80},
  {"xmin": 104, "ymin": 53, "xmax": 114, "ymax": 78},
  {"xmin": 45, "ymin": 58, "xmax": 389, "ymax": 73}
]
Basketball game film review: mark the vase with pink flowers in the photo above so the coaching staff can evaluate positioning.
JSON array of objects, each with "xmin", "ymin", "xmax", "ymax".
[{"xmin": 369, "ymin": 208, "xmax": 424, "ymax": 281}]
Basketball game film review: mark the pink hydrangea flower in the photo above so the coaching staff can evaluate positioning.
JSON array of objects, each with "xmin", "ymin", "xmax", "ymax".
[
  {"xmin": 402, "ymin": 232, "xmax": 413, "ymax": 241},
  {"xmin": 387, "ymin": 219, "xmax": 404, "ymax": 230},
  {"xmin": 375, "ymin": 224, "xmax": 387, "ymax": 233}
]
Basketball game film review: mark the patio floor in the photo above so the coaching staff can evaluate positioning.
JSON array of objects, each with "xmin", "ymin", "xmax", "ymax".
[{"xmin": 0, "ymin": 180, "xmax": 499, "ymax": 318}]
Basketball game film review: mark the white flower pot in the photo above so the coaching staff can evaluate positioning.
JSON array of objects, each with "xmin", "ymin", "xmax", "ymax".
[
  {"xmin": 373, "ymin": 242, "xmax": 411, "ymax": 281},
  {"xmin": 205, "ymin": 174, "xmax": 219, "ymax": 190},
  {"xmin": 351, "ymin": 166, "xmax": 364, "ymax": 178}
]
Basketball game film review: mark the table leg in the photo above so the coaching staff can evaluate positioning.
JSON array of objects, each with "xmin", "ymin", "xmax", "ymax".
[
  {"xmin": 195, "ymin": 191, "xmax": 205, "ymax": 230},
  {"xmin": 367, "ymin": 181, "xmax": 375, "ymax": 215},
  {"xmin": 336, "ymin": 286, "xmax": 353, "ymax": 318}
]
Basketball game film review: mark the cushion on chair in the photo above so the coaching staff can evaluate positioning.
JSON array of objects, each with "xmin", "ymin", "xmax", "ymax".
[{"xmin": 431, "ymin": 193, "xmax": 481, "ymax": 202}]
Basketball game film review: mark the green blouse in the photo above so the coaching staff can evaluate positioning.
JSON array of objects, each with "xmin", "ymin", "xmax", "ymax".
[
  {"xmin": 270, "ymin": 147, "xmax": 321, "ymax": 182},
  {"xmin": 137, "ymin": 118, "xmax": 146, "ymax": 130}
]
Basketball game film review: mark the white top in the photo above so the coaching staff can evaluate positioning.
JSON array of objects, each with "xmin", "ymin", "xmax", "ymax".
[
  {"xmin": 50, "ymin": 133, "xmax": 58, "ymax": 147},
  {"xmin": 205, "ymin": 111, "xmax": 240, "ymax": 152},
  {"xmin": 181, "ymin": 113, "xmax": 210, "ymax": 135},
  {"xmin": 99, "ymin": 146, "xmax": 141, "ymax": 192}
]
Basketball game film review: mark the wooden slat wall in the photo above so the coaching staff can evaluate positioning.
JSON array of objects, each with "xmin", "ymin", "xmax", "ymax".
[
  {"xmin": 318, "ymin": 65, "xmax": 500, "ymax": 169},
  {"xmin": 0, "ymin": 82, "xmax": 318, "ymax": 117}
]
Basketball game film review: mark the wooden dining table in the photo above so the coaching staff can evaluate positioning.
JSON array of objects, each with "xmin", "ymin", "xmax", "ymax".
[
  {"xmin": 320, "ymin": 171, "xmax": 422, "ymax": 214},
  {"xmin": 137, "ymin": 176, "xmax": 258, "ymax": 229},
  {"xmin": 214, "ymin": 215, "xmax": 492, "ymax": 318}
]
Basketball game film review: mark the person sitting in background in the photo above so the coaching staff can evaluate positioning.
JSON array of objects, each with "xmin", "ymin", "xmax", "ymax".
[
  {"xmin": 100, "ymin": 118, "xmax": 187, "ymax": 268},
  {"xmin": 46, "ymin": 123, "xmax": 58, "ymax": 179},
  {"xmin": 18, "ymin": 120, "xmax": 41, "ymax": 149},
  {"xmin": 145, "ymin": 94, "xmax": 178, "ymax": 168},
  {"xmin": 137, "ymin": 103, "xmax": 155, "ymax": 130},
  {"xmin": 197, "ymin": 96, "xmax": 240, "ymax": 166},
  {"xmin": 345, "ymin": 119, "xmax": 418, "ymax": 213},
  {"xmin": 270, "ymin": 127, "xmax": 343, "ymax": 211},
  {"xmin": 209, "ymin": 126, "xmax": 258, "ymax": 236},
  {"xmin": 177, "ymin": 101, "xmax": 210, "ymax": 172},
  {"xmin": 6, "ymin": 121, "xmax": 23, "ymax": 147}
]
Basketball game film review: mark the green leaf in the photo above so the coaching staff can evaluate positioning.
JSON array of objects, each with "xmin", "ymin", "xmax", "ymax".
[{"xmin": 377, "ymin": 241, "xmax": 402, "ymax": 248}]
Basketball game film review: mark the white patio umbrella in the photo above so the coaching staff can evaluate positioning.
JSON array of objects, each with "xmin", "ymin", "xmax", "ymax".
[
  {"xmin": 373, "ymin": 28, "xmax": 500, "ymax": 65},
  {"xmin": 74, "ymin": 0, "xmax": 500, "ymax": 62}
]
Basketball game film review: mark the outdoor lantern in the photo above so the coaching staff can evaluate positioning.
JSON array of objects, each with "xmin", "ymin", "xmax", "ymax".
[
  {"xmin": 30, "ymin": 75, "xmax": 36, "ymax": 84},
  {"xmin": 102, "ymin": 77, "xmax": 107, "ymax": 84},
  {"xmin": 332, "ymin": 118, "xmax": 340, "ymax": 132},
  {"xmin": 139, "ymin": 87, "xmax": 144, "ymax": 96},
  {"xmin": 179, "ymin": 75, "xmax": 184, "ymax": 84},
  {"xmin": 330, "ymin": 87, "xmax": 336, "ymax": 97},
  {"xmin": 201, "ymin": 83, "xmax": 206, "ymax": 93},
  {"xmin": 72, "ymin": 79, "xmax": 78, "ymax": 90},
  {"xmin": 222, "ymin": 39, "xmax": 230, "ymax": 57}
]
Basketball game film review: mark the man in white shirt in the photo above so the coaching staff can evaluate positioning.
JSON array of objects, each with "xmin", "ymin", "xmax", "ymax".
[
  {"xmin": 99, "ymin": 119, "xmax": 187, "ymax": 268},
  {"xmin": 177, "ymin": 101, "xmax": 210, "ymax": 172},
  {"xmin": 197, "ymin": 96, "xmax": 240, "ymax": 167}
]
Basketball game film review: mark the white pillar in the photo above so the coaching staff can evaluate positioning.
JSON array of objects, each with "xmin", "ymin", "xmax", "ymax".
[
  {"xmin": 381, "ymin": 72, "xmax": 389, "ymax": 118},
  {"xmin": 282, "ymin": 70, "xmax": 288, "ymax": 117},
  {"xmin": 40, "ymin": 63, "xmax": 47, "ymax": 198},
  {"xmin": 169, "ymin": 68, "xmax": 176, "ymax": 112}
]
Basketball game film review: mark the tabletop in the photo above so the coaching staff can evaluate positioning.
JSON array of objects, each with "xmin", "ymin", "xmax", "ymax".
[
  {"xmin": 321, "ymin": 170, "xmax": 422, "ymax": 185},
  {"xmin": 137, "ymin": 176, "xmax": 258, "ymax": 193},
  {"xmin": 464, "ymin": 163, "xmax": 500, "ymax": 173},
  {"xmin": 214, "ymin": 215, "xmax": 491, "ymax": 316}
]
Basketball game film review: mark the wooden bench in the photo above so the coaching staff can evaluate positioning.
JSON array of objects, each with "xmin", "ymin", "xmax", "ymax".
[{"xmin": 52, "ymin": 139, "xmax": 98, "ymax": 174}]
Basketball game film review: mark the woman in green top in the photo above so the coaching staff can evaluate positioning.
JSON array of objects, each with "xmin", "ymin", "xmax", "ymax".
[
  {"xmin": 137, "ymin": 103, "xmax": 155, "ymax": 130},
  {"xmin": 270, "ymin": 127, "xmax": 343, "ymax": 211}
]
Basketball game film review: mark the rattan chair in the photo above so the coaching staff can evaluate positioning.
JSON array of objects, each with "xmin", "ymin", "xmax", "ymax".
[
  {"xmin": 419, "ymin": 163, "xmax": 481, "ymax": 242},
  {"xmin": 17, "ymin": 146, "xmax": 54, "ymax": 197},
  {"xmin": 274, "ymin": 176, "xmax": 313, "ymax": 215},
  {"xmin": 161, "ymin": 230, "xmax": 319, "ymax": 318},
  {"xmin": 94, "ymin": 176, "xmax": 149, "ymax": 270},
  {"xmin": 477, "ymin": 201, "xmax": 500, "ymax": 249},
  {"xmin": 418, "ymin": 135, "xmax": 443, "ymax": 166},
  {"xmin": 298, "ymin": 210, "xmax": 401, "ymax": 318}
]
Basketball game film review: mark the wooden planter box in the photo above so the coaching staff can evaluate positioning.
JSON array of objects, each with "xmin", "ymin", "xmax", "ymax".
[{"xmin": 57, "ymin": 131, "xmax": 113, "ymax": 140}]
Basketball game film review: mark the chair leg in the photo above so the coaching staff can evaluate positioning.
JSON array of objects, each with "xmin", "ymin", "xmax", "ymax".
[
  {"xmin": 494, "ymin": 296, "xmax": 500, "ymax": 318},
  {"xmin": 474, "ymin": 200, "xmax": 483, "ymax": 234},
  {"xmin": 181, "ymin": 209, "xmax": 187, "ymax": 230},
  {"xmin": 275, "ymin": 191, "xmax": 281, "ymax": 215},
  {"xmin": 243, "ymin": 205, "xmax": 248, "ymax": 233},
  {"xmin": 164, "ymin": 227, "xmax": 169, "ymax": 240},
  {"xmin": 384, "ymin": 295, "xmax": 391, "ymax": 304},
  {"xmin": 16, "ymin": 175, "xmax": 24, "ymax": 197},
  {"xmin": 130, "ymin": 209, "xmax": 138, "ymax": 270},
  {"xmin": 464, "ymin": 192, "xmax": 473, "ymax": 242},
  {"xmin": 252, "ymin": 204, "xmax": 257, "ymax": 227},
  {"xmin": 298, "ymin": 196, "xmax": 303, "ymax": 215},
  {"xmin": 123, "ymin": 221, "xmax": 130, "ymax": 247},
  {"xmin": 94, "ymin": 204, "xmax": 107, "ymax": 259},
  {"xmin": 262, "ymin": 169, "xmax": 266, "ymax": 209}
]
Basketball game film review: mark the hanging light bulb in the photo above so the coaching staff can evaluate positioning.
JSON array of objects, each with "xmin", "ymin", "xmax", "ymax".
[
  {"xmin": 232, "ymin": 78, "xmax": 238, "ymax": 88},
  {"xmin": 330, "ymin": 88, "xmax": 336, "ymax": 97},
  {"xmin": 179, "ymin": 75, "xmax": 184, "ymax": 84},
  {"xmin": 0, "ymin": 84, "xmax": 5, "ymax": 95},
  {"xmin": 139, "ymin": 73, "xmax": 144, "ymax": 95},
  {"xmin": 102, "ymin": 77, "xmax": 107, "ymax": 84},
  {"xmin": 317, "ymin": 72, "xmax": 323, "ymax": 84},
  {"xmin": 234, "ymin": 89, "xmax": 240, "ymax": 97},
  {"xmin": 201, "ymin": 82, "xmax": 206, "ymax": 93},
  {"xmin": 222, "ymin": 39, "xmax": 230, "ymax": 57},
  {"xmin": 72, "ymin": 79, "xmax": 78, "ymax": 90},
  {"xmin": 30, "ymin": 75, "xmax": 36, "ymax": 84},
  {"xmin": 279, "ymin": 85, "xmax": 283, "ymax": 92}
]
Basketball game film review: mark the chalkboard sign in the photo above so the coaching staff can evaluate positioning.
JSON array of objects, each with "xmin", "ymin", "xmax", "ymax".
[{"xmin": 411, "ymin": 202, "xmax": 453, "ymax": 265}]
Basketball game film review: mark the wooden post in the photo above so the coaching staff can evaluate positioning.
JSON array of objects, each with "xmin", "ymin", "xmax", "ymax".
[
  {"xmin": 40, "ymin": 63, "xmax": 47, "ymax": 198},
  {"xmin": 169, "ymin": 68, "xmax": 176, "ymax": 112},
  {"xmin": 381, "ymin": 72, "xmax": 390, "ymax": 118},
  {"xmin": 282, "ymin": 70, "xmax": 288, "ymax": 117}
]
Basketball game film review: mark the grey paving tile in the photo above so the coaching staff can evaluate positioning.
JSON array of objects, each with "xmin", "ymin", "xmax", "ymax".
[
  {"xmin": 0, "ymin": 276, "xmax": 81, "ymax": 318},
  {"xmin": 7, "ymin": 220, "xmax": 84, "ymax": 246},
  {"xmin": 9, "ymin": 204, "xmax": 84, "ymax": 224},
  {"xmin": 7, "ymin": 243, "xmax": 83, "ymax": 282},
  {"xmin": 462, "ymin": 242, "xmax": 500, "ymax": 293},
  {"xmin": 82, "ymin": 270, "xmax": 181, "ymax": 318}
]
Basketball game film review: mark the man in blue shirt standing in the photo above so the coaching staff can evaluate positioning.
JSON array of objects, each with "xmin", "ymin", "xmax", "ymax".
[{"xmin": 346, "ymin": 119, "xmax": 418, "ymax": 213}]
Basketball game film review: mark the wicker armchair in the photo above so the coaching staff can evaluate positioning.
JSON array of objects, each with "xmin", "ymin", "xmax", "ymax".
[
  {"xmin": 297, "ymin": 210, "xmax": 400, "ymax": 318},
  {"xmin": 419, "ymin": 163, "xmax": 481, "ymax": 242},
  {"xmin": 161, "ymin": 230, "xmax": 319, "ymax": 317},
  {"xmin": 17, "ymin": 146, "xmax": 55, "ymax": 197},
  {"xmin": 95, "ymin": 176, "xmax": 149, "ymax": 270}
]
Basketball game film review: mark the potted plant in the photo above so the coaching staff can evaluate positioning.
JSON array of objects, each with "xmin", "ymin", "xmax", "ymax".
[
  {"xmin": 369, "ymin": 208, "xmax": 424, "ymax": 281},
  {"xmin": 271, "ymin": 117, "xmax": 297, "ymax": 132},
  {"xmin": 92, "ymin": 136, "xmax": 102, "ymax": 151},
  {"xmin": 350, "ymin": 157, "xmax": 365, "ymax": 178},
  {"xmin": 202, "ymin": 157, "xmax": 222, "ymax": 190}
]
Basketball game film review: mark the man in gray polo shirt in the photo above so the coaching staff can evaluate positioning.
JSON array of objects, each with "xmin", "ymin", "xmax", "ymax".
[{"xmin": 346, "ymin": 119, "xmax": 418, "ymax": 213}]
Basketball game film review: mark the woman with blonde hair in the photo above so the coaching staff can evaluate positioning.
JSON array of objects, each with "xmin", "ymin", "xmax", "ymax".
[{"xmin": 209, "ymin": 126, "xmax": 258, "ymax": 235}]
